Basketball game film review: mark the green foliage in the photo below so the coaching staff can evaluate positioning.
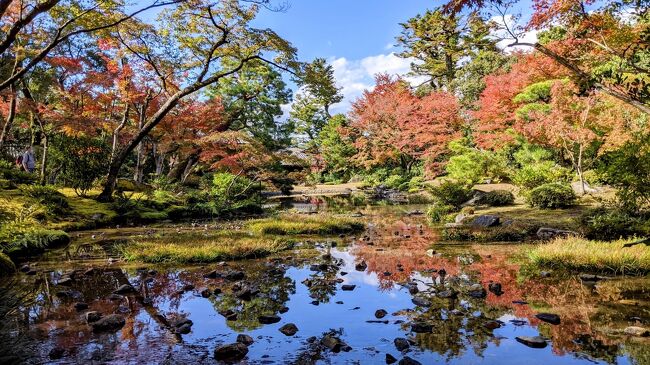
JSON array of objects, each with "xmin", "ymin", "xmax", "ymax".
[
  {"xmin": 445, "ymin": 138, "xmax": 509, "ymax": 184},
  {"xmin": 316, "ymin": 115, "xmax": 356, "ymax": 180},
  {"xmin": 19, "ymin": 185, "xmax": 69, "ymax": 215},
  {"xmin": 511, "ymin": 143, "xmax": 570, "ymax": 189},
  {"xmin": 582, "ymin": 207, "xmax": 648, "ymax": 240},
  {"xmin": 249, "ymin": 215, "xmax": 363, "ymax": 235},
  {"xmin": 209, "ymin": 172, "xmax": 262, "ymax": 215},
  {"xmin": 384, "ymin": 174, "xmax": 408, "ymax": 190},
  {"xmin": 428, "ymin": 180, "xmax": 473, "ymax": 208},
  {"xmin": 0, "ymin": 220, "xmax": 69, "ymax": 256},
  {"xmin": 477, "ymin": 190, "xmax": 515, "ymax": 206},
  {"xmin": 0, "ymin": 163, "xmax": 36, "ymax": 185},
  {"xmin": 527, "ymin": 183, "xmax": 576, "ymax": 209},
  {"xmin": 513, "ymin": 80, "xmax": 558, "ymax": 104},
  {"xmin": 426, "ymin": 202, "xmax": 455, "ymax": 223},
  {"xmin": 0, "ymin": 252, "xmax": 15, "ymax": 275},
  {"xmin": 49, "ymin": 135, "xmax": 110, "ymax": 196},
  {"xmin": 597, "ymin": 134, "xmax": 650, "ymax": 214},
  {"xmin": 407, "ymin": 176, "xmax": 425, "ymax": 193}
]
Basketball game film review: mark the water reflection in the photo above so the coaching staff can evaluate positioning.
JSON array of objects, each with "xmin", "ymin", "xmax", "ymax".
[{"xmin": 0, "ymin": 206, "xmax": 649, "ymax": 364}]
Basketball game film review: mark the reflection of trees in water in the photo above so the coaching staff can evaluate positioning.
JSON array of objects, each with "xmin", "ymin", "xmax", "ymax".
[
  {"xmin": 0, "ymin": 280, "xmax": 39, "ymax": 364},
  {"xmin": 211, "ymin": 264, "xmax": 295, "ymax": 332}
]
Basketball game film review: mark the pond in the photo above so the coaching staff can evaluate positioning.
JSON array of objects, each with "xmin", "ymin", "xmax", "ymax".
[{"xmin": 1, "ymin": 203, "xmax": 649, "ymax": 364}]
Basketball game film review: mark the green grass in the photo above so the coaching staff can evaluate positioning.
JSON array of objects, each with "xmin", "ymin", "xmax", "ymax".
[
  {"xmin": 528, "ymin": 237, "xmax": 650, "ymax": 275},
  {"xmin": 247, "ymin": 214, "xmax": 364, "ymax": 235},
  {"xmin": 121, "ymin": 232, "xmax": 294, "ymax": 263}
]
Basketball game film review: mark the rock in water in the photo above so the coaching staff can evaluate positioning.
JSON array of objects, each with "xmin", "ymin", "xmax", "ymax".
[
  {"xmin": 399, "ymin": 356, "xmax": 422, "ymax": 365},
  {"xmin": 236, "ymin": 334, "xmax": 254, "ymax": 345},
  {"xmin": 375, "ymin": 309, "xmax": 388, "ymax": 319},
  {"xmin": 394, "ymin": 337, "xmax": 410, "ymax": 351},
  {"xmin": 535, "ymin": 313, "xmax": 561, "ymax": 325},
  {"xmin": 411, "ymin": 322, "xmax": 433, "ymax": 333},
  {"xmin": 341, "ymin": 284, "xmax": 356, "ymax": 291},
  {"xmin": 355, "ymin": 261, "xmax": 367, "ymax": 271},
  {"xmin": 91, "ymin": 314, "xmax": 126, "ymax": 332},
  {"xmin": 225, "ymin": 271, "xmax": 245, "ymax": 281},
  {"xmin": 411, "ymin": 297, "xmax": 430, "ymax": 307},
  {"xmin": 214, "ymin": 343, "xmax": 249, "ymax": 361},
  {"xmin": 85, "ymin": 311, "xmax": 102, "ymax": 323},
  {"xmin": 471, "ymin": 215, "xmax": 500, "ymax": 227},
  {"xmin": 488, "ymin": 282, "xmax": 503, "ymax": 295},
  {"xmin": 516, "ymin": 336, "xmax": 547, "ymax": 348},
  {"xmin": 624, "ymin": 326, "xmax": 649, "ymax": 337},
  {"xmin": 74, "ymin": 302, "xmax": 89, "ymax": 311},
  {"xmin": 386, "ymin": 353, "xmax": 398, "ymax": 364},
  {"xmin": 114, "ymin": 284, "xmax": 136, "ymax": 294},
  {"xmin": 258, "ymin": 315, "xmax": 281, "ymax": 324},
  {"xmin": 279, "ymin": 323, "xmax": 299, "ymax": 336}
]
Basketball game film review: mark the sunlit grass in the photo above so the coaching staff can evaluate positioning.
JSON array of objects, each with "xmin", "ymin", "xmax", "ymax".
[
  {"xmin": 247, "ymin": 214, "xmax": 364, "ymax": 235},
  {"xmin": 528, "ymin": 237, "xmax": 650, "ymax": 275},
  {"xmin": 121, "ymin": 232, "xmax": 295, "ymax": 263}
]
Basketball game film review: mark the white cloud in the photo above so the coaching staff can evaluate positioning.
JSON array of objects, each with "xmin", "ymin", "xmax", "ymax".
[{"xmin": 327, "ymin": 52, "xmax": 425, "ymax": 114}]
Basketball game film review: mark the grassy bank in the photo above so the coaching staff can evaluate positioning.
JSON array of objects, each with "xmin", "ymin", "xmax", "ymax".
[
  {"xmin": 248, "ymin": 215, "xmax": 364, "ymax": 235},
  {"xmin": 528, "ymin": 237, "xmax": 650, "ymax": 275},
  {"xmin": 121, "ymin": 214, "xmax": 364, "ymax": 264}
]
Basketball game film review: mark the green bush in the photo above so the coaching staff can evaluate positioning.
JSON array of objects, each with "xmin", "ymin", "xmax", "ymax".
[
  {"xmin": 445, "ymin": 139, "xmax": 510, "ymax": 184},
  {"xmin": 0, "ymin": 252, "xmax": 15, "ymax": 275},
  {"xmin": 384, "ymin": 174, "xmax": 407, "ymax": 190},
  {"xmin": 49, "ymin": 135, "xmax": 110, "ymax": 196},
  {"xmin": 0, "ymin": 166, "xmax": 36, "ymax": 185},
  {"xmin": 581, "ymin": 207, "xmax": 648, "ymax": 240},
  {"xmin": 19, "ymin": 185, "xmax": 69, "ymax": 215},
  {"xmin": 428, "ymin": 180, "xmax": 473, "ymax": 208},
  {"xmin": 209, "ymin": 172, "xmax": 262, "ymax": 215},
  {"xmin": 477, "ymin": 190, "xmax": 515, "ymax": 206},
  {"xmin": 0, "ymin": 223, "xmax": 70, "ymax": 256},
  {"xmin": 407, "ymin": 176, "xmax": 425, "ymax": 193},
  {"xmin": 511, "ymin": 161, "xmax": 570, "ymax": 189},
  {"xmin": 527, "ymin": 183, "xmax": 576, "ymax": 209},
  {"xmin": 426, "ymin": 203, "xmax": 455, "ymax": 223}
]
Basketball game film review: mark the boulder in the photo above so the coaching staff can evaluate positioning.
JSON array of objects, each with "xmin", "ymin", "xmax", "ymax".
[
  {"xmin": 91, "ymin": 314, "xmax": 126, "ymax": 332},
  {"xmin": 236, "ymin": 334, "xmax": 254, "ymax": 345},
  {"xmin": 74, "ymin": 302, "xmax": 89, "ymax": 311},
  {"xmin": 341, "ymin": 284, "xmax": 356, "ymax": 291},
  {"xmin": 488, "ymin": 282, "xmax": 503, "ymax": 296},
  {"xmin": 279, "ymin": 323, "xmax": 299, "ymax": 336},
  {"xmin": 114, "ymin": 284, "xmax": 136, "ymax": 295},
  {"xmin": 320, "ymin": 334, "xmax": 350, "ymax": 353},
  {"xmin": 535, "ymin": 313, "xmax": 561, "ymax": 325},
  {"xmin": 471, "ymin": 215, "xmax": 500, "ymax": 227},
  {"xmin": 536, "ymin": 227, "xmax": 578, "ymax": 240},
  {"xmin": 375, "ymin": 309, "xmax": 388, "ymax": 319},
  {"xmin": 85, "ymin": 311, "xmax": 102, "ymax": 323},
  {"xmin": 411, "ymin": 322, "xmax": 433, "ymax": 333},
  {"xmin": 399, "ymin": 356, "xmax": 422, "ymax": 365},
  {"xmin": 225, "ymin": 271, "xmax": 245, "ymax": 281},
  {"xmin": 386, "ymin": 353, "xmax": 398, "ymax": 364},
  {"xmin": 411, "ymin": 297, "xmax": 430, "ymax": 307},
  {"xmin": 515, "ymin": 336, "xmax": 547, "ymax": 348},
  {"xmin": 214, "ymin": 343, "xmax": 249, "ymax": 361},
  {"xmin": 394, "ymin": 337, "xmax": 410, "ymax": 351},
  {"xmin": 355, "ymin": 261, "xmax": 367, "ymax": 271}
]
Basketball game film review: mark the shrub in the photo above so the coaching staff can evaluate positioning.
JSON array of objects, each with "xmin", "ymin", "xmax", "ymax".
[
  {"xmin": 19, "ymin": 185, "xmax": 69, "ymax": 215},
  {"xmin": 428, "ymin": 180, "xmax": 473, "ymax": 208},
  {"xmin": 527, "ymin": 183, "xmax": 576, "ymax": 209},
  {"xmin": 0, "ymin": 252, "xmax": 15, "ymax": 275},
  {"xmin": 384, "ymin": 174, "xmax": 407, "ymax": 190},
  {"xmin": 209, "ymin": 172, "xmax": 262, "ymax": 215},
  {"xmin": 581, "ymin": 207, "xmax": 647, "ymax": 240},
  {"xmin": 477, "ymin": 190, "xmax": 515, "ymax": 206},
  {"xmin": 0, "ymin": 223, "xmax": 69, "ymax": 256},
  {"xmin": 407, "ymin": 176, "xmax": 425, "ymax": 193},
  {"xmin": 49, "ymin": 135, "xmax": 110, "ymax": 196},
  {"xmin": 445, "ymin": 139, "xmax": 510, "ymax": 184},
  {"xmin": 427, "ymin": 203, "xmax": 455, "ymax": 223}
]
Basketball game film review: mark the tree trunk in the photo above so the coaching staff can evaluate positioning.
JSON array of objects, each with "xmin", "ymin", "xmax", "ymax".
[
  {"xmin": 39, "ymin": 133, "xmax": 48, "ymax": 185},
  {"xmin": 111, "ymin": 105, "xmax": 129, "ymax": 160},
  {"xmin": 0, "ymin": 84, "xmax": 17, "ymax": 149},
  {"xmin": 576, "ymin": 144, "xmax": 585, "ymax": 195}
]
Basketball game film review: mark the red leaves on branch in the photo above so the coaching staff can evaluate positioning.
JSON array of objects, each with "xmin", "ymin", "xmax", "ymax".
[{"xmin": 348, "ymin": 74, "xmax": 462, "ymax": 174}]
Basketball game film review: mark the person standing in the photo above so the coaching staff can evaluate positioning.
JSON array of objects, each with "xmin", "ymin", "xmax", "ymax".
[{"xmin": 21, "ymin": 145, "xmax": 36, "ymax": 173}]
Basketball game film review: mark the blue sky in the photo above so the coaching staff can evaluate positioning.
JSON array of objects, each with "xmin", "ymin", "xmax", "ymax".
[{"xmin": 252, "ymin": 0, "xmax": 536, "ymax": 114}]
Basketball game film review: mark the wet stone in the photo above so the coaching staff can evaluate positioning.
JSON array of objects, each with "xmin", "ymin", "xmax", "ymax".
[
  {"xmin": 411, "ymin": 296, "xmax": 430, "ymax": 307},
  {"xmin": 375, "ymin": 309, "xmax": 388, "ymax": 318},
  {"xmin": 535, "ymin": 313, "xmax": 561, "ymax": 325},
  {"xmin": 484, "ymin": 320, "xmax": 502, "ymax": 330},
  {"xmin": 437, "ymin": 289, "xmax": 457, "ymax": 299},
  {"xmin": 214, "ymin": 342, "xmax": 249, "ymax": 361},
  {"xmin": 279, "ymin": 323, "xmax": 299, "ymax": 336},
  {"xmin": 341, "ymin": 284, "xmax": 356, "ymax": 291},
  {"xmin": 204, "ymin": 270, "xmax": 222, "ymax": 279},
  {"xmin": 394, "ymin": 337, "xmax": 409, "ymax": 351},
  {"xmin": 386, "ymin": 353, "xmax": 398, "ymax": 364},
  {"xmin": 85, "ymin": 311, "xmax": 102, "ymax": 323},
  {"xmin": 91, "ymin": 314, "xmax": 126, "ymax": 333},
  {"xmin": 225, "ymin": 271, "xmax": 245, "ymax": 281},
  {"xmin": 258, "ymin": 315, "xmax": 281, "ymax": 324},
  {"xmin": 176, "ymin": 323, "xmax": 192, "ymax": 334},
  {"xmin": 516, "ymin": 336, "xmax": 547, "ymax": 348},
  {"xmin": 411, "ymin": 322, "xmax": 433, "ymax": 333},
  {"xmin": 399, "ymin": 356, "xmax": 422, "ymax": 365},
  {"xmin": 355, "ymin": 261, "xmax": 367, "ymax": 271},
  {"xmin": 237, "ymin": 334, "xmax": 254, "ymax": 345},
  {"xmin": 49, "ymin": 347, "xmax": 66, "ymax": 360},
  {"xmin": 74, "ymin": 302, "xmax": 88, "ymax": 311},
  {"xmin": 468, "ymin": 288, "xmax": 487, "ymax": 299},
  {"xmin": 200, "ymin": 288, "xmax": 212, "ymax": 298},
  {"xmin": 488, "ymin": 282, "xmax": 503, "ymax": 295},
  {"xmin": 114, "ymin": 284, "xmax": 136, "ymax": 294},
  {"xmin": 219, "ymin": 309, "xmax": 238, "ymax": 321},
  {"xmin": 279, "ymin": 306, "xmax": 289, "ymax": 313}
]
